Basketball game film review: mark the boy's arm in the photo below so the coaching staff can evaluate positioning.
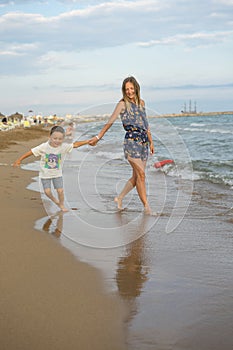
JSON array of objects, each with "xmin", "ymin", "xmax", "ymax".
[
  {"xmin": 73, "ymin": 139, "xmax": 90, "ymax": 148},
  {"xmin": 13, "ymin": 150, "xmax": 33, "ymax": 167}
]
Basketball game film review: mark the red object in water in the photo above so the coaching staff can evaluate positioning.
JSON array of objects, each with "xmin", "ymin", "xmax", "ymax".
[{"xmin": 154, "ymin": 159, "xmax": 174, "ymax": 168}]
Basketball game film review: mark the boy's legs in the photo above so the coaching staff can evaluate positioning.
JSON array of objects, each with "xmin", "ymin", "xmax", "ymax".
[
  {"xmin": 56, "ymin": 188, "xmax": 68, "ymax": 212},
  {"xmin": 41, "ymin": 178, "xmax": 60, "ymax": 205},
  {"xmin": 53, "ymin": 177, "xmax": 69, "ymax": 212},
  {"xmin": 41, "ymin": 177, "xmax": 68, "ymax": 212}
]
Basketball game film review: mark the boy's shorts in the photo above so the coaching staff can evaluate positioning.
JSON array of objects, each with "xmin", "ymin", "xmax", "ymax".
[{"xmin": 41, "ymin": 177, "xmax": 63, "ymax": 190}]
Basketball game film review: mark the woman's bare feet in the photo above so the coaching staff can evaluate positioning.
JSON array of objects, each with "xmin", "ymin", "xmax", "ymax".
[
  {"xmin": 114, "ymin": 197, "xmax": 123, "ymax": 210},
  {"xmin": 144, "ymin": 204, "xmax": 157, "ymax": 216},
  {"xmin": 144, "ymin": 204, "xmax": 152, "ymax": 215}
]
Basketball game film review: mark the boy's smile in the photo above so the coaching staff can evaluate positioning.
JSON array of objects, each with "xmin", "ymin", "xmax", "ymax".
[{"xmin": 49, "ymin": 131, "xmax": 64, "ymax": 147}]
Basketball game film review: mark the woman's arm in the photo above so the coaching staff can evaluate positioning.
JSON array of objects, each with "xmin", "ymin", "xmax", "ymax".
[
  {"xmin": 143, "ymin": 100, "xmax": 155, "ymax": 155},
  {"xmin": 89, "ymin": 101, "xmax": 124, "ymax": 146},
  {"xmin": 13, "ymin": 150, "xmax": 33, "ymax": 167},
  {"xmin": 147, "ymin": 128, "xmax": 155, "ymax": 154},
  {"xmin": 147, "ymin": 128, "xmax": 155, "ymax": 155}
]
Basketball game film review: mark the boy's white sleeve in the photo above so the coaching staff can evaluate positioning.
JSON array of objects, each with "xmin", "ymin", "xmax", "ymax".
[
  {"xmin": 31, "ymin": 143, "xmax": 45, "ymax": 157},
  {"xmin": 65, "ymin": 143, "xmax": 73, "ymax": 153}
]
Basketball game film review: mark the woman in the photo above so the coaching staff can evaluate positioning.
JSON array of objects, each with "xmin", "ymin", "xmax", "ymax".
[{"xmin": 89, "ymin": 76, "xmax": 155, "ymax": 214}]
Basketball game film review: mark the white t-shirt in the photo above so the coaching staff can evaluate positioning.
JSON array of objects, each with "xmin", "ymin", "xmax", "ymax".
[{"xmin": 31, "ymin": 141, "xmax": 73, "ymax": 179}]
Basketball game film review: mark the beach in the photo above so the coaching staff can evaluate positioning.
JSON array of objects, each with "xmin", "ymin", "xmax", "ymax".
[
  {"xmin": 1, "ymin": 119, "xmax": 233, "ymax": 350},
  {"xmin": 0, "ymin": 127, "xmax": 127, "ymax": 350}
]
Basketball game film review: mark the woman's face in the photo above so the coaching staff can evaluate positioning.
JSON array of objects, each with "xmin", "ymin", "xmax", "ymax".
[{"xmin": 125, "ymin": 82, "xmax": 135, "ymax": 101}]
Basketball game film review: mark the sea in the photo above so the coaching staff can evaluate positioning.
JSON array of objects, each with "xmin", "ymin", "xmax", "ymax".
[
  {"xmin": 25, "ymin": 112, "xmax": 233, "ymax": 350},
  {"xmin": 68, "ymin": 112, "xmax": 233, "ymax": 187}
]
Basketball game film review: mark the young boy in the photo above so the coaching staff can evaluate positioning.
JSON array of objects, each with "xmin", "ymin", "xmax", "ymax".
[{"xmin": 14, "ymin": 125, "xmax": 90, "ymax": 212}]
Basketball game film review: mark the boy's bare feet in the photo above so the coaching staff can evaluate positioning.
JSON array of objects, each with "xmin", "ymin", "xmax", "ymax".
[{"xmin": 58, "ymin": 203, "xmax": 69, "ymax": 212}]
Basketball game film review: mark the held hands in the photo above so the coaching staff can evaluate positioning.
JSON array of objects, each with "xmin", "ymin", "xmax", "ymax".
[{"xmin": 88, "ymin": 136, "xmax": 99, "ymax": 146}]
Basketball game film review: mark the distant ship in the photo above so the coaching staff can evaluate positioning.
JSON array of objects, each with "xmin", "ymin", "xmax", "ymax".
[{"xmin": 181, "ymin": 100, "xmax": 197, "ymax": 114}]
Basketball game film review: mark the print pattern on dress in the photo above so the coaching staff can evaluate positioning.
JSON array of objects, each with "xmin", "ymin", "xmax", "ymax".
[{"xmin": 120, "ymin": 103, "xmax": 149, "ymax": 161}]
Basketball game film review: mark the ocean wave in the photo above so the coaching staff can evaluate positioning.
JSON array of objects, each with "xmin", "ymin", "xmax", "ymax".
[
  {"xmin": 95, "ymin": 151, "xmax": 124, "ymax": 160},
  {"xmin": 175, "ymin": 126, "xmax": 233, "ymax": 135},
  {"xmin": 190, "ymin": 123, "xmax": 207, "ymax": 127},
  {"xmin": 157, "ymin": 160, "xmax": 233, "ymax": 187},
  {"xmin": 161, "ymin": 163, "xmax": 200, "ymax": 182}
]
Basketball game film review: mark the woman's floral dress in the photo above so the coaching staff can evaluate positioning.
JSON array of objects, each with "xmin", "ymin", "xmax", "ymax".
[{"xmin": 120, "ymin": 102, "xmax": 149, "ymax": 161}]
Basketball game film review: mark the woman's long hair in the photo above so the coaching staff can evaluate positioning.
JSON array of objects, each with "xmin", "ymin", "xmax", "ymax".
[{"xmin": 121, "ymin": 76, "xmax": 142, "ymax": 112}]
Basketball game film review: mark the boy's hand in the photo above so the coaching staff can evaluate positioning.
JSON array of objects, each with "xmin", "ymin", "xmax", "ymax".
[{"xmin": 13, "ymin": 160, "xmax": 21, "ymax": 167}]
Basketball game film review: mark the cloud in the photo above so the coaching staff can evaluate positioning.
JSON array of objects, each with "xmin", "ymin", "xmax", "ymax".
[
  {"xmin": 213, "ymin": 0, "xmax": 233, "ymax": 5},
  {"xmin": 138, "ymin": 30, "xmax": 233, "ymax": 48},
  {"xmin": 146, "ymin": 82, "xmax": 233, "ymax": 90},
  {"xmin": 0, "ymin": 0, "xmax": 46, "ymax": 3},
  {"xmin": 0, "ymin": 0, "xmax": 233, "ymax": 76},
  {"xmin": 0, "ymin": 1, "xmax": 165, "ymax": 48}
]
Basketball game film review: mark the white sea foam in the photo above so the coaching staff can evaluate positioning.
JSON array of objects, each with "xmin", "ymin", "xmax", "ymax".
[
  {"xmin": 163, "ymin": 165, "xmax": 201, "ymax": 181},
  {"xmin": 175, "ymin": 126, "xmax": 233, "ymax": 135},
  {"xmin": 157, "ymin": 158, "xmax": 233, "ymax": 187},
  {"xmin": 95, "ymin": 151, "xmax": 124, "ymax": 160},
  {"xmin": 190, "ymin": 123, "xmax": 207, "ymax": 127}
]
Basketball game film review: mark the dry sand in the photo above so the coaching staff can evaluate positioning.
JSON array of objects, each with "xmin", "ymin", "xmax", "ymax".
[{"xmin": 0, "ymin": 127, "xmax": 126, "ymax": 350}]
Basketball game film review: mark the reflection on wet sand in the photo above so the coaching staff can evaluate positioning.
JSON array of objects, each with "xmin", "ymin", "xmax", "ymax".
[
  {"xmin": 116, "ymin": 236, "xmax": 149, "ymax": 324},
  {"xmin": 41, "ymin": 211, "xmax": 151, "ymax": 327},
  {"xmin": 114, "ymin": 213, "xmax": 150, "ymax": 326},
  {"xmin": 42, "ymin": 211, "xmax": 64, "ymax": 238}
]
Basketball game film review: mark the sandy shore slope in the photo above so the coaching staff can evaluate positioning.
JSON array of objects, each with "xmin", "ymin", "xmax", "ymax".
[{"xmin": 0, "ymin": 127, "xmax": 126, "ymax": 350}]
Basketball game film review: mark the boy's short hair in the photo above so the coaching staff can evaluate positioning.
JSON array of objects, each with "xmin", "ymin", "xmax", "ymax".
[{"xmin": 50, "ymin": 125, "xmax": 65, "ymax": 135}]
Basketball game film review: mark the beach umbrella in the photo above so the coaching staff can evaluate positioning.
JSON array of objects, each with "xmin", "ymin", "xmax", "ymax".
[{"xmin": 8, "ymin": 112, "xmax": 23, "ymax": 122}]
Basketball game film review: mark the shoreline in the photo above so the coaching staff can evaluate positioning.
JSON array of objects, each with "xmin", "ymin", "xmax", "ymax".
[
  {"xmin": 149, "ymin": 110, "xmax": 233, "ymax": 118},
  {"xmin": 75, "ymin": 110, "xmax": 233, "ymax": 121},
  {"xmin": 0, "ymin": 127, "xmax": 126, "ymax": 350}
]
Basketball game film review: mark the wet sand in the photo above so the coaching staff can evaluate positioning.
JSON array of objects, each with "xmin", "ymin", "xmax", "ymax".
[
  {"xmin": 34, "ymin": 152, "xmax": 233, "ymax": 350},
  {"xmin": 1, "ymin": 126, "xmax": 233, "ymax": 350},
  {"xmin": 0, "ymin": 127, "xmax": 126, "ymax": 350}
]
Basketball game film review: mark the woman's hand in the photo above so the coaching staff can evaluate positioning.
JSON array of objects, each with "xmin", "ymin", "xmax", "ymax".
[{"xmin": 150, "ymin": 142, "xmax": 155, "ymax": 155}]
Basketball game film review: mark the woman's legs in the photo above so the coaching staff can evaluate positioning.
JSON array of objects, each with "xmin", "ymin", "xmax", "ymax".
[
  {"xmin": 128, "ymin": 158, "xmax": 151, "ymax": 213},
  {"xmin": 115, "ymin": 156, "xmax": 151, "ymax": 213},
  {"xmin": 114, "ymin": 170, "xmax": 136, "ymax": 209}
]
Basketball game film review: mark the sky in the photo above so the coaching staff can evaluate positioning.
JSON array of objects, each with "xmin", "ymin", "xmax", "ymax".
[{"xmin": 0, "ymin": 0, "xmax": 233, "ymax": 117}]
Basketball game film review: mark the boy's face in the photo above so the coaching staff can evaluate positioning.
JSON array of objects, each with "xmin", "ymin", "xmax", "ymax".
[{"xmin": 49, "ymin": 131, "xmax": 64, "ymax": 147}]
